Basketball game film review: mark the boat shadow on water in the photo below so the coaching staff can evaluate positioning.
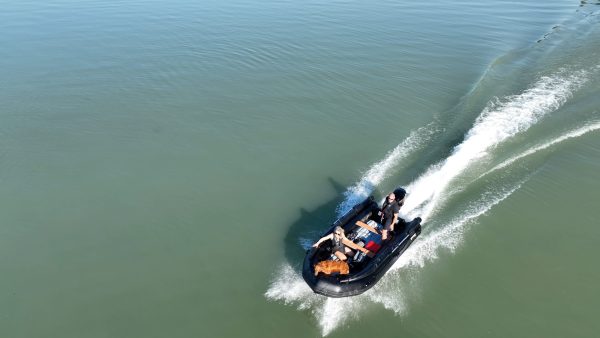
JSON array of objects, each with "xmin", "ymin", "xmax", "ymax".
[{"xmin": 282, "ymin": 177, "xmax": 371, "ymax": 269}]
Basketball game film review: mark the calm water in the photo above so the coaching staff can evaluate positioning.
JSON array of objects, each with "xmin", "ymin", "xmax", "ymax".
[{"xmin": 2, "ymin": 1, "xmax": 600, "ymax": 337}]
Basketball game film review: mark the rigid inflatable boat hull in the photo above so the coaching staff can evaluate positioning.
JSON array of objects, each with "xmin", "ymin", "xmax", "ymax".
[{"xmin": 302, "ymin": 196, "xmax": 422, "ymax": 298}]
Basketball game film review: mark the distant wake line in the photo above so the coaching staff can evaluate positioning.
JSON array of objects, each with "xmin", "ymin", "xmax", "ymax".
[
  {"xmin": 480, "ymin": 120, "xmax": 600, "ymax": 178},
  {"xmin": 266, "ymin": 68, "xmax": 594, "ymax": 336}
]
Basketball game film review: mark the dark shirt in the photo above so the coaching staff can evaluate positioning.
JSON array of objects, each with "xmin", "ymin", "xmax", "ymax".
[
  {"xmin": 331, "ymin": 234, "xmax": 345, "ymax": 253},
  {"xmin": 381, "ymin": 201, "xmax": 400, "ymax": 222},
  {"xmin": 332, "ymin": 234, "xmax": 342, "ymax": 247}
]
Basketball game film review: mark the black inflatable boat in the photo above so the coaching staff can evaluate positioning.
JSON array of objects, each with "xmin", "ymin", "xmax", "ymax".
[{"xmin": 302, "ymin": 189, "xmax": 422, "ymax": 298}]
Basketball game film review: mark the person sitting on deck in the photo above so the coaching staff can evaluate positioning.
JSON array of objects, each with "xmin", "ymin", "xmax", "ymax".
[
  {"xmin": 378, "ymin": 192, "xmax": 404, "ymax": 240},
  {"xmin": 312, "ymin": 226, "xmax": 354, "ymax": 261}
]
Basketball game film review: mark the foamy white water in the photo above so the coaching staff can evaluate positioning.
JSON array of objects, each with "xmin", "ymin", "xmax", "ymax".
[
  {"xmin": 401, "ymin": 69, "xmax": 588, "ymax": 221},
  {"xmin": 390, "ymin": 182, "xmax": 525, "ymax": 270}
]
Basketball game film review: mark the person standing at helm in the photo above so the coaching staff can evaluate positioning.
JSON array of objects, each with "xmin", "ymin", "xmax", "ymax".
[{"xmin": 379, "ymin": 192, "xmax": 404, "ymax": 240}]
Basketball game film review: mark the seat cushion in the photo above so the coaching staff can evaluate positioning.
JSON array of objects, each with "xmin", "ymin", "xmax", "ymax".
[{"xmin": 365, "ymin": 240, "xmax": 381, "ymax": 253}]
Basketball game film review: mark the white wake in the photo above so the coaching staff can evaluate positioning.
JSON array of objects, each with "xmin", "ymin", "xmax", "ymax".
[{"xmin": 402, "ymin": 69, "xmax": 588, "ymax": 221}]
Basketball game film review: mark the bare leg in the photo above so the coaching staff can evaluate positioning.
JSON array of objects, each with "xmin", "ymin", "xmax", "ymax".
[
  {"xmin": 344, "ymin": 247, "xmax": 355, "ymax": 257},
  {"xmin": 334, "ymin": 251, "xmax": 348, "ymax": 261}
]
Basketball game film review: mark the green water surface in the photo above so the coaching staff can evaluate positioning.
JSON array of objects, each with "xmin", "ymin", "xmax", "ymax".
[{"xmin": 1, "ymin": 1, "xmax": 599, "ymax": 337}]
